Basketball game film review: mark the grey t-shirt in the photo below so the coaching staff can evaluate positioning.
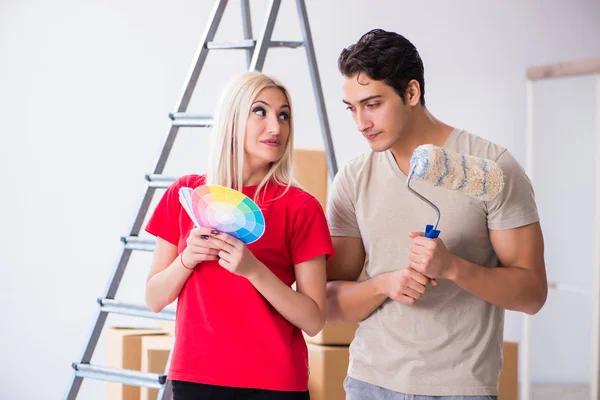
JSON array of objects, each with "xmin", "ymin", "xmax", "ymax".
[{"xmin": 327, "ymin": 129, "xmax": 539, "ymax": 396}]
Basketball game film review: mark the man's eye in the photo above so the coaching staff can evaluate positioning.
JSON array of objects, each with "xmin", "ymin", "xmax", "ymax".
[{"xmin": 367, "ymin": 103, "xmax": 380, "ymax": 109}]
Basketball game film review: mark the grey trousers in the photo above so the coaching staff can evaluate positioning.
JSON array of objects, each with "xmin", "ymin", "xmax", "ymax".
[{"xmin": 344, "ymin": 376, "xmax": 498, "ymax": 400}]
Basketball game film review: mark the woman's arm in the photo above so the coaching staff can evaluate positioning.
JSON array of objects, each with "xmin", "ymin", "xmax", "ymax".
[
  {"xmin": 208, "ymin": 231, "xmax": 327, "ymax": 337},
  {"xmin": 250, "ymin": 255, "xmax": 326, "ymax": 337},
  {"xmin": 145, "ymin": 227, "xmax": 220, "ymax": 312}
]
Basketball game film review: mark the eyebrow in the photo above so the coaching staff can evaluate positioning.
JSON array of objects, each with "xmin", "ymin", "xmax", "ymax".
[
  {"xmin": 253, "ymin": 100, "xmax": 290, "ymax": 109},
  {"xmin": 342, "ymin": 95, "xmax": 383, "ymax": 105}
]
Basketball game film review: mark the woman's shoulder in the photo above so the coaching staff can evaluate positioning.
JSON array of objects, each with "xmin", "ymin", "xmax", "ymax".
[
  {"xmin": 172, "ymin": 174, "xmax": 206, "ymax": 189},
  {"xmin": 278, "ymin": 185, "xmax": 323, "ymax": 212}
]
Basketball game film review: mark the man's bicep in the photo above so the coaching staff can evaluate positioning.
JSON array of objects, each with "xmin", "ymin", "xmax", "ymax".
[
  {"xmin": 489, "ymin": 222, "xmax": 546, "ymax": 278},
  {"xmin": 326, "ymin": 236, "xmax": 366, "ymax": 281}
]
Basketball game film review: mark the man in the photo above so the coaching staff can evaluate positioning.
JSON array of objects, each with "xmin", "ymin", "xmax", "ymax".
[{"xmin": 325, "ymin": 29, "xmax": 547, "ymax": 399}]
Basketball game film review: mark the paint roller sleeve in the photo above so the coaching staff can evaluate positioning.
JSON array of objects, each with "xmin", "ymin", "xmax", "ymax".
[{"xmin": 410, "ymin": 144, "xmax": 505, "ymax": 201}]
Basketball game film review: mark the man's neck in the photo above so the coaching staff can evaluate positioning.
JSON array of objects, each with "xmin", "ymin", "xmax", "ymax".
[{"xmin": 390, "ymin": 108, "xmax": 454, "ymax": 175}]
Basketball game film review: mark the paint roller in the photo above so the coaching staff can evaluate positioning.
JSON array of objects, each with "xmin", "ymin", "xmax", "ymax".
[{"xmin": 406, "ymin": 144, "xmax": 505, "ymax": 238}]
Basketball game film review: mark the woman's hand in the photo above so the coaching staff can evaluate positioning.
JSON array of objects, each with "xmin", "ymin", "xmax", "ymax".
[
  {"xmin": 206, "ymin": 230, "xmax": 264, "ymax": 279},
  {"xmin": 181, "ymin": 227, "xmax": 221, "ymax": 269}
]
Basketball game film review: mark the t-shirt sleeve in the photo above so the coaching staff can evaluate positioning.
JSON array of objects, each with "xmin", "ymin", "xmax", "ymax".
[
  {"xmin": 486, "ymin": 150, "xmax": 539, "ymax": 230},
  {"xmin": 290, "ymin": 197, "xmax": 335, "ymax": 265},
  {"xmin": 145, "ymin": 178, "xmax": 186, "ymax": 246},
  {"xmin": 326, "ymin": 166, "xmax": 361, "ymax": 238}
]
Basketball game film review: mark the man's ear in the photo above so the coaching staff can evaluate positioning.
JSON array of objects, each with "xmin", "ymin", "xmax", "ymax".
[{"xmin": 405, "ymin": 79, "xmax": 422, "ymax": 107}]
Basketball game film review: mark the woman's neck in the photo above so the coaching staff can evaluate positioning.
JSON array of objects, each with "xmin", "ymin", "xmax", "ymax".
[{"xmin": 242, "ymin": 164, "xmax": 271, "ymax": 186}]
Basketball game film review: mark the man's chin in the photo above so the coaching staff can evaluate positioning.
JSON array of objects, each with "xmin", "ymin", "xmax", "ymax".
[{"xmin": 367, "ymin": 141, "xmax": 392, "ymax": 153}]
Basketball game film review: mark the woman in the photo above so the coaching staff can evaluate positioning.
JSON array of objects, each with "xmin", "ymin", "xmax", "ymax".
[{"xmin": 145, "ymin": 71, "xmax": 333, "ymax": 400}]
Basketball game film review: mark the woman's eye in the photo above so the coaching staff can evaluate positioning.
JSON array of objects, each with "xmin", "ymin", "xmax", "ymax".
[
  {"xmin": 253, "ymin": 107, "xmax": 266, "ymax": 116},
  {"xmin": 279, "ymin": 112, "xmax": 289, "ymax": 121}
]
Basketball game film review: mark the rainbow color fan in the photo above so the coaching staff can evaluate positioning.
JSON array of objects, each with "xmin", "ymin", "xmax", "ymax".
[{"xmin": 178, "ymin": 185, "xmax": 266, "ymax": 244}]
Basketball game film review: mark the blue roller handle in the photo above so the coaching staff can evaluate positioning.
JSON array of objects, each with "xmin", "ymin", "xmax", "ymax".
[{"xmin": 425, "ymin": 224, "xmax": 440, "ymax": 239}]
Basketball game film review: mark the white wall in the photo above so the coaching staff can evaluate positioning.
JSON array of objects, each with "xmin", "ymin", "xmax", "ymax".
[
  {"xmin": 530, "ymin": 74, "xmax": 598, "ymax": 384},
  {"xmin": 1, "ymin": 0, "xmax": 599, "ymax": 399}
]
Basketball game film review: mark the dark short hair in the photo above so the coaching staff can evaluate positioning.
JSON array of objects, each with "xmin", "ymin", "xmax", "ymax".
[{"xmin": 338, "ymin": 29, "xmax": 426, "ymax": 106}]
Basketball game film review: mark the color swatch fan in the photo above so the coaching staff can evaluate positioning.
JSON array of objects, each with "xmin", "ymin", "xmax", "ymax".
[{"xmin": 179, "ymin": 185, "xmax": 265, "ymax": 244}]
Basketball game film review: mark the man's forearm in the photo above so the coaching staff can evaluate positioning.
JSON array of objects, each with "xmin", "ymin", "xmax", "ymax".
[
  {"xmin": 326, "ymin": 276, "xmax": 388, "ymax": 324},
  {"xmin": 450, "ymin": 257, "xmax": 547, "ymax": 315}
]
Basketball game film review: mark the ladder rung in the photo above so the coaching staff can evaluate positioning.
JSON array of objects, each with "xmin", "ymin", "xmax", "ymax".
[
  {"xmin": 146, "ymin": 174, "xmax": 176, "ymax": 189},
  {"xmin": 169, "ymin": 112, "xmax": 213, "ymax": 127},
  {"xmin": 207, "ymin": 39, "xmax": 254, "ymax": 49},
  {"xmin": 72, "ymin": 363, "xmax": 166, "ymax": 388},
  {"xmin": 121, "ymin": 235, "xmax": 156, "ymax": 251},
  {"xmin": 98, "ymin": 298, "xmax": 176, "ymax": 321},
  {"xmin": 269, "ymin": 40, "xmax": 304, "ymax": 48},
  {"xmin": 206, "ymin": 40, "xmax": 303, "ymax": 50}
]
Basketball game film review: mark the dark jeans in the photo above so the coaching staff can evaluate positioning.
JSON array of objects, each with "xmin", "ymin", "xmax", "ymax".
[{"xmin": 172, "ymin": 380, "xmax": 310, "ymax": 400}]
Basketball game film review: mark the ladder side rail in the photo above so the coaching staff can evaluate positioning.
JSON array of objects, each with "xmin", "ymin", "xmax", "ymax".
[
  {"xmin": 241, "ymin": 0, "xmax": 254, "ymax": 67},
  {"xmin": 248, "ymin": 0, "xmax": 281, "ymax": 71},
  {"xmin": 296, "ymin": 0, "xmax": 338, "ymax": 178}
]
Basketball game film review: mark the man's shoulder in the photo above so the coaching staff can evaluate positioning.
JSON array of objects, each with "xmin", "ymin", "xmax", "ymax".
[
  {"xmin": 337, "ymin": 150, "xmax": 383, "ymax": 181},
  {"xmin": 449, "ymin": 129, "xmax": 508, "ymax": 162}
]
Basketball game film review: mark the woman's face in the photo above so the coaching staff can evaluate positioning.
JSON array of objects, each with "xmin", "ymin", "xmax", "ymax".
[{"xmin": 244, "ymin": 87, "xmax": 291, "ymax": 170}]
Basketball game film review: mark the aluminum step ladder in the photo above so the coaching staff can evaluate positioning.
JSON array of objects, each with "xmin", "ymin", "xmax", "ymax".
[{"xmin": 64, "ymin": 1, "xmax": 337, "ymax": 399}]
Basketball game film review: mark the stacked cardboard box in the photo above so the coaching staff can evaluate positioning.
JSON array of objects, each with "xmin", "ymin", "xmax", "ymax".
[
  {"xmin": 295, "ymin": 148, "xmax": 356, "ymax": 400},
  {"xmin": 106, "ymin": 326, "xmax": 175, "ymax": 400},
  {"xmin": 500, "ymin": 341, "xmax": 518, "ymax": 400},
  {"xmin": 140, "ymin": 335, "xmax": 175, "ymax": 400},
  {"xmin": 305, "ymin": 329, "xmax": 355, "ymax": 400},
  {"xmin": 108, "ymin": 328, "xmax": 518, "ymax": 400},
  {"xmin": 293, "ymin": 148, "xmax": 329, "ymax": 209},
  {"xmin": 106, "ymin": 327, "xmax": 166, "ymax": 400}
]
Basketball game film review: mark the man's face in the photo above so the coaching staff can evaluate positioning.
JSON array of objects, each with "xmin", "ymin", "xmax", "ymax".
[{"xmin": 342, "ymin": 74, "xmax": 410, "ymax": 152}]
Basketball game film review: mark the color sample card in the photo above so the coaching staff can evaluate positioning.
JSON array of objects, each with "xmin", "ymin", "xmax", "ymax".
[{"xmin": 179, "ymin": 185, "xmax": 265, "ymax": 244}]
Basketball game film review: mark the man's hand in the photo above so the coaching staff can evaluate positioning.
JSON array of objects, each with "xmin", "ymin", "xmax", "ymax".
[
  {"xmin": 382, "ymin": 267, "xmax": 436, "ymax": 305},
  {"xmin": 408, "ymin": 232, "xmax": 457, "ymax": 280}
]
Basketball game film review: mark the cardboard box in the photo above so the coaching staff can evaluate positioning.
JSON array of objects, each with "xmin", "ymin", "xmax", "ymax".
[
  {"xmin": 307, "ymin": 343, "xmax": 349, "ymax": 400},
  {"xmin": 141, "ymin": 335, "xmax": 175, "ymax": 400},
  {"xmin": 304, "ymin": 322, "xmax": 358, "ymax": 346},
  {"xmin": 106, "ymin": 327, "xmax": 165, "ymax": 400},
  {"xmin": 293, "ymin": 148, "xmax": 328, "ymax": 210},
  {"xmin": 499, "ymin": 341, "xmax": 518, "ymax": 400},
  {"xmin": 307, "ymin": 340, "xmax": 516, "ymax": 400},
  {"xmin": 295, "ymin": 145, "xmax": 366, "ymax": 345},
  {"xmin": 159, "ymin": 321, "xmax": 175, "ymax": 336},
  {"xmin": 307, "ymin": 269, "xmax": 364, "ymax": 346}
]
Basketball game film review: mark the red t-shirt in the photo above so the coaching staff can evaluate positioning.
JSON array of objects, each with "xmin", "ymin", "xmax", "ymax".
[{"xmin": 145, "ymin": 174, "xmax": 334, "ymax": 391}]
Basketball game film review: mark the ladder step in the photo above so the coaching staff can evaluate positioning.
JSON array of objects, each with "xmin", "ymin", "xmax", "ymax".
[
  {"xmin": 206, "ymin": 40, "xmax": 303, "ymax": 50},
  {"xmin": 146, "ymin": 174, "xmax": 176, "ymax": 189},
  {"xmin": 169, "ymin": 112, "xmax": 213, "ymax": 127},
  {"xmin": 121, "ymin": 235, "xmax": 156, "ymax": 251},
  {"xmin": 72, "ymin": 363, "xmax": 166, "ymax": 388},
  {"xmin": 98, "ymin": 298, "xmax": 176, "ymax": 321}
]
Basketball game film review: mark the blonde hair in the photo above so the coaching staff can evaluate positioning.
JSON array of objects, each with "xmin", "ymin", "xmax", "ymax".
[{"xmin": 206, "ymin": 71, "xmax": 297, "ymax": 204}]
